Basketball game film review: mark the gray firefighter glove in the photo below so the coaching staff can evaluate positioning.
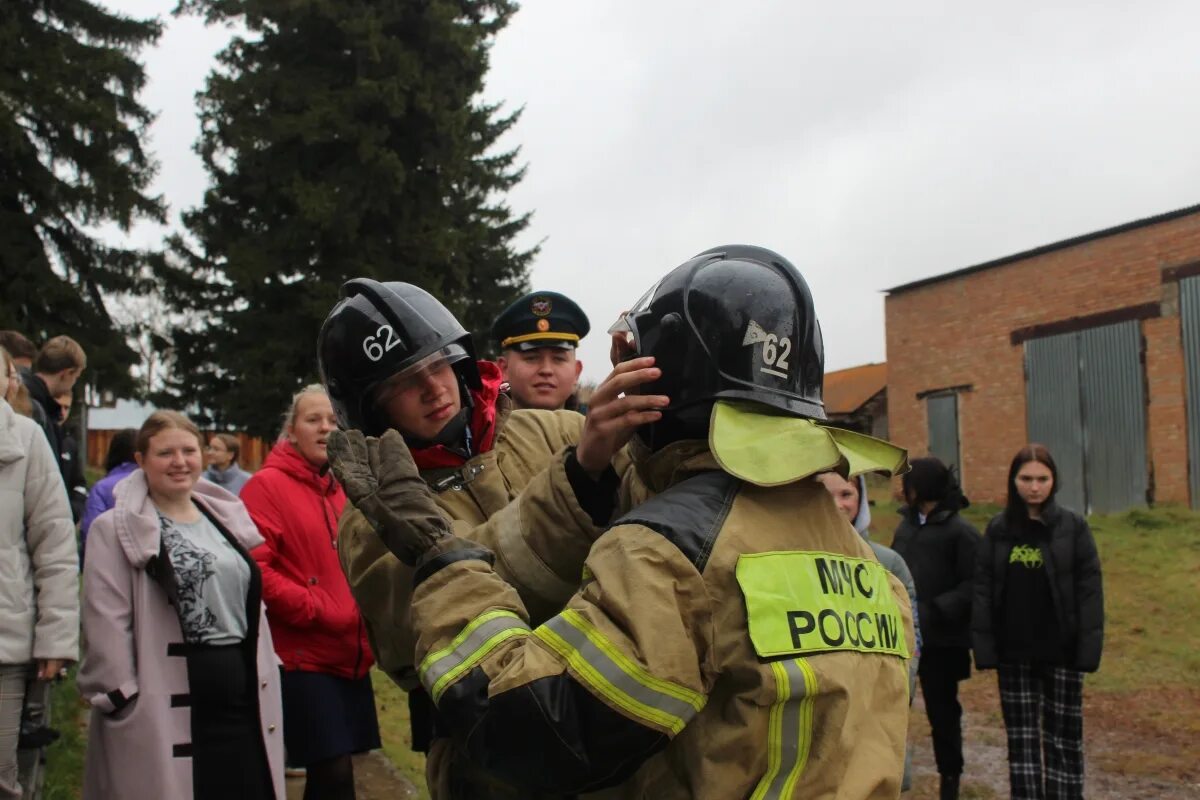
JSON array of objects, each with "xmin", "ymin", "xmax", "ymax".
[{"xmin": 327, "ymin": 428, "xmax": 452, "ymax": 566}]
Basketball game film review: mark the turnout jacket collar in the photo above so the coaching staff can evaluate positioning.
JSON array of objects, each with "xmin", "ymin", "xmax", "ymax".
[
  {"xmin": 109, "ymin": 470, "xmax": 263, "ymax": 569},
  {"xmin": 628, "ymin": 437, "xmax": 718, "ymax": 495},
  {"xmin": 410, "ymin": 360, "xmax": 503, "ymax": 470}
]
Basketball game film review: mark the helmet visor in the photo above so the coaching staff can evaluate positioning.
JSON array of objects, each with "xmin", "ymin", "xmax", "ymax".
[
  {"xmin": 370, "ymin": 344, "xmax": 469, "ymax": 407},
  {"xmin": 607, "ymin": 279, "xmax": 663, "ymax": 352}
]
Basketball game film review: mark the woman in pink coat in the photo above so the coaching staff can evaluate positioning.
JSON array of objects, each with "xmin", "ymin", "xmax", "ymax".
[{"xmin": 78, "ymin": 411, "xmax": 285, "ymax": 799}]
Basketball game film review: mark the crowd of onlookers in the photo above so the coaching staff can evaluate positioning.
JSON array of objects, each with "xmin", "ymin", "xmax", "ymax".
[
  {"xmin": 0, "ymin": 325, "xmax": 1104, "ymax": 800},
  {"xmin": 826, "ymin": 452, "xmax": 1104, "ymax": 800},
  {"xmin": 1, "ymin": 331, "xmax": 377, "ymax": 800}
]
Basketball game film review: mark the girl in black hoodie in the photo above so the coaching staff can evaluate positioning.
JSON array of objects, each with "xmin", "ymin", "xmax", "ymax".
[
  {"xmin": 891, "ymin": 457, "xmax": 980, "ymax": 800},
  {"xmin": 972, "ymin": 445, "xmax": 1103, "ymax": 800}
]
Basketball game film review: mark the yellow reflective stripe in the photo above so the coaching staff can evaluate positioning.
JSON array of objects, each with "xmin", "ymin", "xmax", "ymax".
[
  {"xmin": 751, "ymin": 658, "xmax": 818, "ymax": 800},
  {"xmin": 561, "ymin": 611, "xmax": 704, "ymax": 709},
  {"xmin": 418, "ymin": 610, "xmax": 530, "ymax": 703},
  {"xmin": 534, "ymin": 609, "xmax": 705, "ymax": 735},
  {"xmin": 753, "ymin": 661, "xmax": 789, "ymax": 800}
]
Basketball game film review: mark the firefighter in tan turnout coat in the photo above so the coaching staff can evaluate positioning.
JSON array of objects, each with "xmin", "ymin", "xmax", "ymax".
[
  {"xmin": 328, "ymin": 248, "xmax": 916, "ymax": 798},
  {"xmin": 318, "ymin": 279, "xmax": 651, "ymax": 798}
]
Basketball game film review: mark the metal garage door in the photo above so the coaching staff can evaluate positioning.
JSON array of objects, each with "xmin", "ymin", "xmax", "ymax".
[
  {"xmin": 1025, "ymin": 320, "xmax": 1148, "ymax": 514},
  {"xmin": 1183, "ymin": 276, "xmax": 1200, "ymax": 509},
  {"xmin": 1025, "ymin": 332, "xmax": 1086, "ymax": 515},
  {"xmin": 926, "ymin": 393, "xmax": 961, "ymax": 479}
]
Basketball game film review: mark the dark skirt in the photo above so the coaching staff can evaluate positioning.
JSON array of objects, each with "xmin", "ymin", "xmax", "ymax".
[
  {"xmin": 280, "ymin": 670, "xmax": 381, "ymax": 766},
  {"xmin": 186, "ymin": 643, "xmax": 273, "ymax": 800}
]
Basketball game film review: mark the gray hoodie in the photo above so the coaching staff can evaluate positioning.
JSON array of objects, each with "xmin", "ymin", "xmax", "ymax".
[
  {"xmin": 854, "ymin": 475, "xmax": 919, "ymax": 792},
  {"xmin": 853, "ymin": 476, "xmax": 921, "ymax": 657},
  {"xmin": 201, "ymin": 462, "xmax": 253, "ymax": 496}
]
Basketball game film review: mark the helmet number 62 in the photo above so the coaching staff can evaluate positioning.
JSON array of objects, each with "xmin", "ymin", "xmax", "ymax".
[
  {"xmin": 761, "ymin": 334, "xmax": 792, "ymax": 378},
  {"xmin": 363, "ymin": 325, "xmax": 401, "ymax": 362}
]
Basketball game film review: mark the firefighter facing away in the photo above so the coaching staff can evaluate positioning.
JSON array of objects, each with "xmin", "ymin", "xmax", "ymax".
[{"xmin": 328, "ymin": 246, "xmax": 916, "ymax": 798}]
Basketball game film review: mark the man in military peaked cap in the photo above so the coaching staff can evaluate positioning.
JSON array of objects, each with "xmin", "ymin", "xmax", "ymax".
[{"xmin": 492, "ymin": 290, "xmax": 590, "ymax": 411}]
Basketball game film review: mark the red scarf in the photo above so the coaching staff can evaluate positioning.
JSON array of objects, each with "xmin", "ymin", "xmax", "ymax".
[{"xmin": 409, "ymin": 360, "xmax": 502, "ymax": 470}]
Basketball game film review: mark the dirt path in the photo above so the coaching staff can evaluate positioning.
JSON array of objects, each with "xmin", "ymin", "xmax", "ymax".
[
  {"xmin": 904, "ymin": 675, "xmax": 1200, "ymax": 799},
  {"xmin": 309, "ymin": 676, "xmax": 1199, "ymax": 800},
  {"xmin": 285, "ymin": 751, "xmax": 419, "ymax": 800}
]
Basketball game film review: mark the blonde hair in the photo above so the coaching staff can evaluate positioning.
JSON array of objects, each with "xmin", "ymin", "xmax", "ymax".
[
  {"xmin": 280, "ymin": 384, "xmax": 329, "ymax": 440},
  {"xmin": 0, "ymin": 346, "xmax": 34, "ymax": 418},
  {"xmin": 136, "ymin": 410, "xmax": 203, "ymax": 456},
  {"xmin": 34, "ymin": 335, "xmax": 86, "ymax": 374}
]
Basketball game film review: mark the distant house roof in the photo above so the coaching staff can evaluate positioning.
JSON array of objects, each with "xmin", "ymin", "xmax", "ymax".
[
  {"xmin": 885, "ymin": 201, "xmax": 1200, "ymax": 295},
  {"xmin": 824, "ymin": 362, "xmax": 887, "ymax": 416}
]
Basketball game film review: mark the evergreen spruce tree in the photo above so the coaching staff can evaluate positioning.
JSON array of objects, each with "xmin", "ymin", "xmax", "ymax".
[
  {"xmin": 165, "ymin": 0, "xmax": 534, "ymax": 436},
  {"xmin": 0, "ymin": 1, "xmax": 165, "ymax": 395}
]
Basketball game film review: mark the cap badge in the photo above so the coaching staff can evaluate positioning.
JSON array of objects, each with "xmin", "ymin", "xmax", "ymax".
[
  {"xmin": 531, "ymin": 297, "xmax": 552, "ymax": 317},
  {"xmin": 536, "ymin": 319, "xmax": 551, "ymax": 332}
]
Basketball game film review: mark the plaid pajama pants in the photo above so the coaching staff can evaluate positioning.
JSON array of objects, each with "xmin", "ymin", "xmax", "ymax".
[{"xmin": 997, "ymin": 663, "xmax": 1085, "ymax": 800}]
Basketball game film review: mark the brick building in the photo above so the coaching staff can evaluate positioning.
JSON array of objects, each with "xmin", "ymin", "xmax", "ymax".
[
  {"xmin": 884, "ymin": 204, "xmax": 1200, "ymax": 513},
  {"xmin": 824, "ymin": 362, "xmax": 888, "ymax": 439}
]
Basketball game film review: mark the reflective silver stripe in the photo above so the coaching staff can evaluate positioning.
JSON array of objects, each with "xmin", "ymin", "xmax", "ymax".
[
  {"xmin": 539, "ymin": 613, "xmax": 703, "ymax": 733},
  {"xmin": 753, "ymin": 658, "xmax": 817, "ymax": 800},
  {"xmin": 419, "ymin": 612, "xmax": 531, "ymax": 700}
]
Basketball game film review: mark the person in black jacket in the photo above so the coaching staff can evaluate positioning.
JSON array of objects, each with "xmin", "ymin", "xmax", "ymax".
[
  {"xmin": 892, "ymin": 457, "xmax": 980, "ymax": 800},
  {"xmin": 21, "ymin": 336, "xmax": 86, "ymax": 490},
  {"xmin": 54, "ymin": 390, "xmax": 89, "ymax": 524},
  {"xmin": 972, "ymin": 444, "xmax": 1103, "ymax": 800}
]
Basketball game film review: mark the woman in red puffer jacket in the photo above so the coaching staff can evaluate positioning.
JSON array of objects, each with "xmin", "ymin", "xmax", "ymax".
[{"xmin": 241, "ymin": 385, "xmax": 378, "ymax": 800}]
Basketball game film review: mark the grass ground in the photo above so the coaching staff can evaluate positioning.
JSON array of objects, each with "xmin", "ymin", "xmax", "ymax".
[
  {"xmin": 371, "ymin": 671, "xmax": 431, "ymax": 800},
  {"xmin": 867, "ymin": 490, "xmax": 1200, "ymax": 697},
  {"xmin": 42, "ymin": 672, "xmax": 86, "ymax": 800}
]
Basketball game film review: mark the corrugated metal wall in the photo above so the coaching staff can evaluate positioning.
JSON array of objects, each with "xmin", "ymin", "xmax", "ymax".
[
  {"xmin": 1025, "ymin": 333, "xmax": 1087, "ymax": 515},
  {"xmin": 926, "ymin": 394, "xmax": 961, "ymax": 479},
  {"xmin": 1079, "ymin": 321, "xmax": 1148, "ymax": 513},
  {"xmin": 1182, "ymin": 276, "xmax": 1200, "ymax": 509},
  {"xmin": 1024, "ymin": 320, "xmax": 1148, "ymax": 514}
]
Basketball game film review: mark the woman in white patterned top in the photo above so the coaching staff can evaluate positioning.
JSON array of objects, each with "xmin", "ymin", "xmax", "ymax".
[{"xmin": 79, "ymin": 411, "xmax": 285, "ymax": 799}]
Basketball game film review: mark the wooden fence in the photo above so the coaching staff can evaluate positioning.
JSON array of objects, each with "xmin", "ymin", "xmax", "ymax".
[{"xmin": 87, "ymin": 429, "xmax": 274, "ymax": 472}]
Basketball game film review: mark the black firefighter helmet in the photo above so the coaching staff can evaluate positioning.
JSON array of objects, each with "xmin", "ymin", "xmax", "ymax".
[
  {"xmin": 611, "ymin": 245, "xmax": 825, "ymax": 446},
  {"xmin": 317, "ymin": 279, "xmax": 481, "ymax": 436}
]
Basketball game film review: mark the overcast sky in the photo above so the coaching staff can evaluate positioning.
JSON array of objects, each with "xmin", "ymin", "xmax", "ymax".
[{"xmin": 104, "ymin": 0, "xmax": 1200, "ymax": 382}]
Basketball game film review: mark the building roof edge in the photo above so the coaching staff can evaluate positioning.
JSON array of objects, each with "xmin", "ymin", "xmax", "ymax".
[{"xmin": 884, "ymin": 201, "xmax": 1200, "ymax": 295}]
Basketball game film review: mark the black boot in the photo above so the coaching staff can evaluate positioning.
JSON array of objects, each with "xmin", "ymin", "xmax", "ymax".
[{"xmin": 939, "ymin": 774, "xmax": 960, "ymax": 800}]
